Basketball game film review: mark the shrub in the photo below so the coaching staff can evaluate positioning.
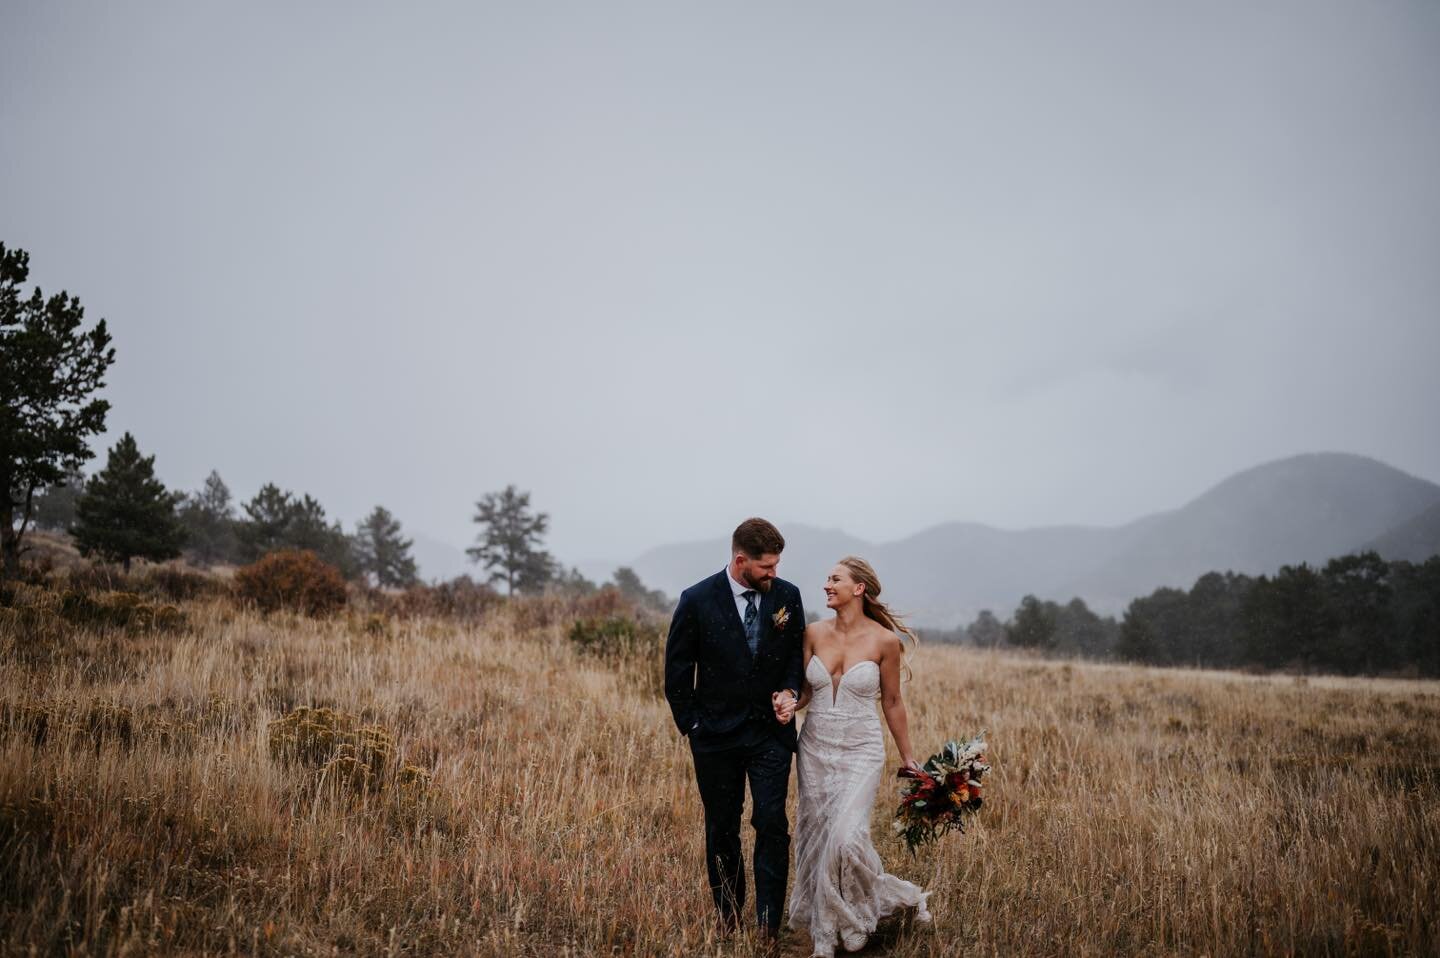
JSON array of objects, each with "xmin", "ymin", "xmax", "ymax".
[
  {"xmin": 132, "ymin": 565, "xmax": 229, "ymax": 602},
  {"xmin": 268, "ymin": 705, "xmax": 393, "ymax": 773},
  {"xmin": 569, "ymin": 616, "xmax": 643, "ymax": 657},
  {"xmin": 235, "ymin": 550, "xmax": 347, "ymax": 616},
  {"xmin": 383, "ymin": 576, "xmax": 501, "ymax": 620},
  {"xmin": 57, "ymin": 590, "xmax": 185, "ymax": 632}
]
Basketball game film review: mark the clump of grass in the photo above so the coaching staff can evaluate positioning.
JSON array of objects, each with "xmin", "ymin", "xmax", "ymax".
[
  {"xmin": 58, "ymin": 590, "xmax": 185, "ymax": 631},
  {"xmin": 268, "ymin": 705, "xmax": 394, "ymax": 774}
]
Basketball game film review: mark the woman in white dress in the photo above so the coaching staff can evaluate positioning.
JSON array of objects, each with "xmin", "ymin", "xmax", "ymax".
[{"xmin": 786, "ymin": 556, "xmax": 931, "ymax": 957}]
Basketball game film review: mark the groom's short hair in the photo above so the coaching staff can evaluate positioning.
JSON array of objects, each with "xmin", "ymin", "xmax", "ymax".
[{"xmin": 732, "ymin": 518, "xmax": 785, "ymax": 558}]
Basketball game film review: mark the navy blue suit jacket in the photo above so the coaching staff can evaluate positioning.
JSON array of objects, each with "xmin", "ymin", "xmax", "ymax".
[{"xmin": 664, "ymin": 570, "xmax": 807, "ymax": 752}]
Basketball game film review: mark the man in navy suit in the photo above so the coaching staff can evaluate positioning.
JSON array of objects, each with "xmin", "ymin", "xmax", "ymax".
[{"xmin": 664, "ymin": 517, "xmax": 806, "ymax": 943}]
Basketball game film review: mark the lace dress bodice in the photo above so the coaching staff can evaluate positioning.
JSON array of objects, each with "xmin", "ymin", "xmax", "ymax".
[{"xmin": 789, "ymin": 657, "xmax": 928, "ymax": 956}]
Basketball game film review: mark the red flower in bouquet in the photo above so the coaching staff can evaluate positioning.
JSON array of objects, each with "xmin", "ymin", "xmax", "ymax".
[{"xmin": 893, "ymin": 732, "xmax": 990, "ymax": 853}]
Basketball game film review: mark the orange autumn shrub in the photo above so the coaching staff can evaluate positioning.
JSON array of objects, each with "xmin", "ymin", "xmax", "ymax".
[{"xmin": 234, "ymin": 549, "xmax": 346, "ymax": 616}]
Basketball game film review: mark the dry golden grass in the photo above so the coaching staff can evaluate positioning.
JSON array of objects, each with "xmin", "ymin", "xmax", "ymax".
[{"xmin": 1, "ymin": 586, "xmax": 1437, "ymax": 957}]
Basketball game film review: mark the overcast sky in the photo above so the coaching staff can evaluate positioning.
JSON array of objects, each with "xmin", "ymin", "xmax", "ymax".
[{"xmin": 4, "ymin": 1, "xmax": 1438, "ymax": 572}]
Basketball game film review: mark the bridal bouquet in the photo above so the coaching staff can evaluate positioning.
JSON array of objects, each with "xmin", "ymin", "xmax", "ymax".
[{"xmin": 894, "ymin": 733, "xmax": 989, "ymax": 853}]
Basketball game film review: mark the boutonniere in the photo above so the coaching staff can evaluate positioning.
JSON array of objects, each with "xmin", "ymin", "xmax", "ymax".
[{"xmin": 772, "ymin": 606, "xmax": 791, "ymax": 629}]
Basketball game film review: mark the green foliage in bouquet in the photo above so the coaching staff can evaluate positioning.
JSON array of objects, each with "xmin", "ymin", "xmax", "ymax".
[{"xmin": 895, "ymin": 733, "xmax": 990, "ymax": 853}]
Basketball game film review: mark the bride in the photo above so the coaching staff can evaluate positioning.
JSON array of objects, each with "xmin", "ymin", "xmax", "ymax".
[{"xmin": 784, "ymin": 556, "xmax": 931, "ymax": 957}]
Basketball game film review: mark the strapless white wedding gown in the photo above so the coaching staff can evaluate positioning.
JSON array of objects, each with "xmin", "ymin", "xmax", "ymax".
[{"xmin": 788, "ymin": 657, "xmax": 930, "ymax": 957}]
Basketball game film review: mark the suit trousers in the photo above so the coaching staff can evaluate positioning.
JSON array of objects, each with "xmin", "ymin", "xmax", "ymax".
[{"xmin": 690, "ymin": 728, "xmax": 793, "ymax": 931}]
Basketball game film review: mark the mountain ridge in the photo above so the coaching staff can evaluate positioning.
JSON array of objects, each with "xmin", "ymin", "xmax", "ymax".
[{"xmin": 626, "ymin": 452, "xmax": 1440, "ymax": 627}]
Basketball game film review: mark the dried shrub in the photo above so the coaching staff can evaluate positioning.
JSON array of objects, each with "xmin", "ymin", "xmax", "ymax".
[
  {"xmin": 235, "ymin": 550, "xmax": 347, "ymax": 616},
  {"xmin": 132, "ymin": 566, "xmax": 230, "ymax": 602},
  {"xmin": 0, "ymin": 699, "xmax": 135, "ymax": 749},
  {"xmin": 569, "ymin": 617, "xmax": 643, "ymax": 657},
  {"xmin": 57, "ymin": 590, "xmax": 185, "ymax": 632},
  {"xmin": 63, "ymin": 563, "xmax": 129, "ymax": 595},
  {"xmin": 572, "ymin": 586, "xmax": 639, "ymax": 622},
  {"xmin": 384, "ymin": 576, "xmax": 500, "ymax": 620},
  {"xmin": 266, "ymin": 706, "xmax": 445, "ymax": 827},
  {"xmin": 267, "ymin": 706, "xmax": 393, "ymax": 776},
  {"xmin": 1, "ymin": 583, "xmax": 183, "ymax": 639}
]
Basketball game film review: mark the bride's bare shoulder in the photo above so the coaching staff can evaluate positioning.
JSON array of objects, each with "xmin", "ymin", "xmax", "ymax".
[
  {"xmin": 805, "ymin": 619, "xmax": 832, "ymax": 640},
  {"xmin": 872, "ymin": 627, "xmax": 903, "ymax": 657}
]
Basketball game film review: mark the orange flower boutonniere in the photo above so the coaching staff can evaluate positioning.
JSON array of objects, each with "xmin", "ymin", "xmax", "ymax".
[{"xmin": 772, "ymin": 607, "xmax": 791, "ymax": 629}]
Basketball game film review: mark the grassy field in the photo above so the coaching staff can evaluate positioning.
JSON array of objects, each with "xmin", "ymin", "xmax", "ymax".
[{"xmin": 1, "ymin": 573, "xmax": 1437, "ymax": 957}]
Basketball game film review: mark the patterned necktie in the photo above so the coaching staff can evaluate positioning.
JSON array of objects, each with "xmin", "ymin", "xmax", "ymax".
[{"xmin": 741, "ymin": 590, "xmax": 760, "ymax": 655}]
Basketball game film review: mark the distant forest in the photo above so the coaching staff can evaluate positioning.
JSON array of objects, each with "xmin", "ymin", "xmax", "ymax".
[{"xmin": 937, "ymin": 551, "xmax": 1440, "ymax": 678}]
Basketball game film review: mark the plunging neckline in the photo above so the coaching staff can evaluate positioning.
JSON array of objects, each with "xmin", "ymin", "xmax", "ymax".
[{"xmin": 808, "ymin": 656, "xmax": 879, "ymax": 709}]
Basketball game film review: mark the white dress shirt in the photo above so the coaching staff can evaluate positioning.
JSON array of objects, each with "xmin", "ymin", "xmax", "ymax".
[{"xmin": 726, "ymin": 565, "xmax": 760, "ymax": 623}]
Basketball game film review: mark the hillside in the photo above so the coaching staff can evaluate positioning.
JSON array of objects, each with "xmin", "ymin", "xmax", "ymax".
[
  {"xmin": 630, "ymin": 453, "xmax": 1440, "ymax": 626},
  {"xmin": 1365, "ymin": 500, "xmax": 1440, "ymax": 563}
]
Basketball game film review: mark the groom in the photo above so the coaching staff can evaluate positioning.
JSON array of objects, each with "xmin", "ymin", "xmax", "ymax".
[{"xmin": 664, "ymin": 517, "xmax": 806, "ymax": 942}]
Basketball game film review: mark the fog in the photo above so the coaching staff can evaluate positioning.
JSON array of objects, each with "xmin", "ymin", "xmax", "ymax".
[{"xmin": 3, "ymin": 1, "xmax": 1438, "ymax": 577}]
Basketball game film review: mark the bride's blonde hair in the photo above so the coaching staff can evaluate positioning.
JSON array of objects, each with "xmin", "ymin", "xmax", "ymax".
[{"xmin": 838, "ymin": 556, "xmax": 918, "ymax": 657}]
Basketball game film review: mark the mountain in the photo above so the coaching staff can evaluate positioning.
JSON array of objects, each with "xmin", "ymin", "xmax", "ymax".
[
  {"xmin": 627, "ymin": 453, "xmax": 1440, "ymax": 627},
  {"xmin": 1056, "ymin": 452, "xmax": 1440, "ymax": 610},
  {"xmin": 1364, "ymin": 501, "xmax": 1440, "ymax": 563}
]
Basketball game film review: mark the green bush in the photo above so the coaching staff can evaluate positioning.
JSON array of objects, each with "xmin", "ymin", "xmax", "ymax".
[{"xmin": 568, "ymin": 616, "xmax": 642, "ymax": 657}]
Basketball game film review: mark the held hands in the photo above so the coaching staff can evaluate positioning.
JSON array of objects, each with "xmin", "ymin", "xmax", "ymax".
[{"xmin": 772, "ymin": 690, "xmax": 799, "ymax": 725}]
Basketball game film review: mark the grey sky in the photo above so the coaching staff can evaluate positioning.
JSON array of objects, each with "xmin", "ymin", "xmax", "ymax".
[{"xmin": 4, "ymin": 1, "xmax": 1438, "ymax": 573}]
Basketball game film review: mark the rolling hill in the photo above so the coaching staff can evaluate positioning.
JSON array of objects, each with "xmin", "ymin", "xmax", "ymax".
[{"xmin": 627, "ymin": 453, "xmax": 1440, "ymax": 627}]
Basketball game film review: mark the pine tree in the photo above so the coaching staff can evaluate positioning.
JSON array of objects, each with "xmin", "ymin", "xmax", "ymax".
[
  {"xmin": 467, "ymin": 485, "xmax": 554, "ymax": 595},
  {"xmin": 965, "ymin": 610, "xmax": 1006, "ymax": 648},
  {"xmin": 612, "ymin": 566, "xmax": 669, "ymax": 610},
  {"xmin": 235, "ymin": 484, "xmax": 358, "ymax": 578},
  {"xmin": 236, "ymin": 483, "xmax": 296, "ymax": 560},
  {"xmin": 353, "ymin": 505, "xmax": 419, "ymax": 588},
  {"xmin": 1006, "ymin": 595, "xmax": 1058, "ymax": 649},
  {"xmin": 31, "ymin": 465, "xmax": 87, "ymax": 532},
  {"xmin": 1, "ymin": 242, "xmax": 116, "ymax": 580},
  {"xmin": 179, "ymin": 470, "xmax": 239, "ymax": 566},
  {"xmin": 72, "ymin": 433, "xmax": 185, "ymax": 573}
]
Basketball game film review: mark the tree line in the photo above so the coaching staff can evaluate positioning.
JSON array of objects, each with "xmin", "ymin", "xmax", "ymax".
[
  {"xmin": 3, "ymin": 240, "xmax": 667, "ymax": 603},
  {"xmin": 1115, "ymin": 553, "xmax": 1440, "ymax": 676},
  {"xmin": 944, "ymin": 551, "xmax": 1440, "ymax": 677}
]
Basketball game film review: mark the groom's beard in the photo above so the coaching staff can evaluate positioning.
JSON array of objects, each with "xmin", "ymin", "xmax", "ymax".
[{"xmin": 740, "ymin": 570, "xmax": 774, "ymax": 593}]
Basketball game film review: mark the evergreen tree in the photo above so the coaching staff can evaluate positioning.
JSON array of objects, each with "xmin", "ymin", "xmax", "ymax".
[
  {"xmin": 552, "ymin": 566, "xmax": 598, "ymax": 597},
  {"xmin": 179, "ymin": 470, "xmax": 239, "ymax": 566},
  {"xmin": 72, "ymin": 433, "xmax": 185, "ymax": 573},
  {"xmin": 1241, "ymin": 564, "xmax": 1335, "ymax": 669},
  {"xmin": 353, "ymin": 505, "xmax": 419, "ymax": 588},
  {"xmin": 467, "ymin": 485, "xmax": 554, "ymax": 595},
  {"xmin": 964, "ymin": 609, "xmax": 1006, "ymax": 648},
  {"xmin": 1006, "ymin": 594, "xmax": 1058, "ymax": 649},
  {"xmin": 31, "ymin": 465, "xmax": 87, "ymax": 532},
  {"xmin": 1055, "ymin": 597, "xmax": 1117, "ymax": 658},
  {"xmin": 1391, "ymin": 557, "xmax": 1440, "ymax": 677},
  {"xmin": 235, "ymin": 484, "xmax": 358, "ymax": 578},
  {"xmin": 1321, "ymin": 551, "xmax": 1394, "ymax": 672},
  {"xmin": 1117, "ymin": 587, "xmax": 1191, "ymax": 665},
  {"xmin": 612, "ymin": 566, "xmax": 669, "ymax": 610},
  {"xmin": 1, "ymin": 242, "xmax": 116, "ymax": 580},
  {"xmin": 237, "ymin": 483, "xmax": 295, "ymax": 559},
  {"xmin": 1116, "ymin": 608, "xmax": 1158, "ymax": 662}
]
